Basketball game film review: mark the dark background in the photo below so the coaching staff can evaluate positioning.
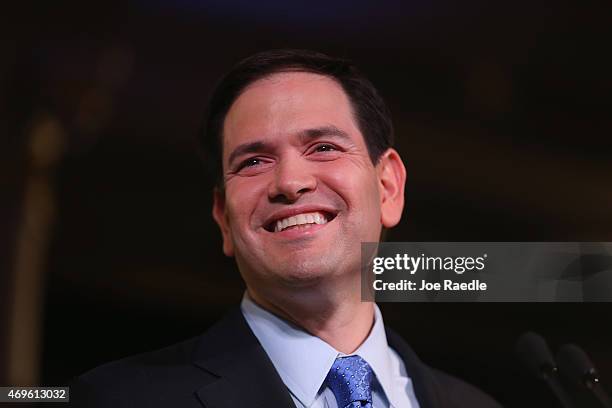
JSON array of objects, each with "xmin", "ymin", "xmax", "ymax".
[{"xmin": 2, "ymin": 1, "xmax": 611, "ymax": 407}]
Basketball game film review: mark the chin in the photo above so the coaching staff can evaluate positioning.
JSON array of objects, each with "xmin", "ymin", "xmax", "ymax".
[{"xmin": 270, "ymin": 260, "xmax": 337, "ymax": 288}]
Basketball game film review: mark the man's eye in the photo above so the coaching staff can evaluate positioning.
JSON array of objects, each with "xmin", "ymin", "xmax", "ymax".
[
  {"xmin": 239, "ymin": 158, "xmax": 262, "ymax": 169},
  {"xmin": 314, "ymin": 144, "xmax": 336, "ymax": 152}
]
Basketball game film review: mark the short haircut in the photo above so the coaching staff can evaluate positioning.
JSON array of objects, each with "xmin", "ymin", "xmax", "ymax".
[{"xmin": 199, "ymin": 49, "xmax": 394, "ymax": 187}]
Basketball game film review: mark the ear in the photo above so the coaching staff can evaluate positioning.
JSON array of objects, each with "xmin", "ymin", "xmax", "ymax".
[
  {"xmin": 212, "ymin": 187, "xmax": 235, "ymax": 257},
  {"xmin": 376, "ymin": 148, "xmax": 406, "ymax": 228}
]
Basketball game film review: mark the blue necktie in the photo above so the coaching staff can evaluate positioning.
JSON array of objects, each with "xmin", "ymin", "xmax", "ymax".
[{"xmin": 326, "ymin": 355, "xmax": 374, "ymax": 408}]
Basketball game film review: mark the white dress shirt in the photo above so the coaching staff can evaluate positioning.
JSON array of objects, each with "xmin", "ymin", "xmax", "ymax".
[{"xmin": 241, "ymin": 293, "xmax": 420, "ymax": 408}]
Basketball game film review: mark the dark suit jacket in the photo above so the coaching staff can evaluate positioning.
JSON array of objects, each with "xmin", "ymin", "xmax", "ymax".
[{"xmin": 71, "ymin": 307, "xmax": 502, "ymax": 407}]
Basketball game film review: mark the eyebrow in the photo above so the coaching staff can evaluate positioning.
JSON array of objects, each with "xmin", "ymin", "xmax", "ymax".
[
  {"xmin": 297, "ymin": 125, "xmax": 351, "ymax": 142},
  {"xmin": 226, "ymin": 125, "xmax": 351, "ymax": 167}
]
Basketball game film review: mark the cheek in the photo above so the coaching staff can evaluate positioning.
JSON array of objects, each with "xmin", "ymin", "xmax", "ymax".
[
  {"xmin": 321, "ymin": 156, "xmax": 366, "ymax": 183},
  {"xmin": 321, "ymin": 161, "xmax": 381, "ymax": 207},
  {"xmin": 224, "ymin": 179, "xmax": 267, "ymax": 230}
]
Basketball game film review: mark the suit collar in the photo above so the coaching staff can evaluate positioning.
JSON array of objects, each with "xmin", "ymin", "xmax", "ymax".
[
  {"xmin": 191, "ymin": 307, "xmax": 296, "ymax": 408},
  {"xmin": 190, "ymin": 306, "xmax": 449, "ymax": 408}
]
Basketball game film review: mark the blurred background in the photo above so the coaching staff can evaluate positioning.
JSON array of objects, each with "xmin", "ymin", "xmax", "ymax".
[{"xmin": 1, "ymin": 1, "xmax": 611, "ymax": 406}]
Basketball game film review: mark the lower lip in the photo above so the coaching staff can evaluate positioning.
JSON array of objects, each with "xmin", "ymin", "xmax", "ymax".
[{"xmin": 269, "ymin": 219, "xmax": 333, "ymax": 239}]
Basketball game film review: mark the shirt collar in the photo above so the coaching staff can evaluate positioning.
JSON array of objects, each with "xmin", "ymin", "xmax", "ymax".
[{"xmin": 241, "ymin": 293, "xmax": 400, "ymax": 407}]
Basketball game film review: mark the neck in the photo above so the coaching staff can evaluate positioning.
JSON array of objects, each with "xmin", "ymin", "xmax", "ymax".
[{"xmin": 247, "ymin": 281, "xmax": 374, "ymax": 354}]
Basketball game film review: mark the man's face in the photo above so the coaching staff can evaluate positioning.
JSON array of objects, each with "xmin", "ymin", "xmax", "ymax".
[{"xmin": 213, "ymin": 72, "xmax": 404, "ymax": 292}]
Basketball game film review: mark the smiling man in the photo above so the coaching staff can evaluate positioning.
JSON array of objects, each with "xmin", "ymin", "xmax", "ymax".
[{"xmin": 72, "ymin": 50, "xmax": 501, "ymax": 408}]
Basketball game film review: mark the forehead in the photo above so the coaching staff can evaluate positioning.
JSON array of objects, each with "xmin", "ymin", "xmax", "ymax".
[{"xmin": 222, "ymin": 72, "xmax": 362, "ymax": 157}]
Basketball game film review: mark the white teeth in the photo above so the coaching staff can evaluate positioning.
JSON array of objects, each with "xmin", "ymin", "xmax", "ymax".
[
  {"xmin": 273, "ymin": 211, "xmax": 329, "ymax": 232},
  {"xmin": 314, "ymin": 213, "xmax": 326, "ymax": 224}
]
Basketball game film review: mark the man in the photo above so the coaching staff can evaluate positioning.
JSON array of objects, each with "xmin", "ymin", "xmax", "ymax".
[{"xmin": 72, "ymin": 50, "xmax": 502, "ymax": 407}]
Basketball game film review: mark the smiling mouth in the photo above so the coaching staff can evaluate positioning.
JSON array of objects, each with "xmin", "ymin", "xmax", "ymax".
[{"xmin": 264, "ymin": 211, "xmax": 337, "ymax": 233}]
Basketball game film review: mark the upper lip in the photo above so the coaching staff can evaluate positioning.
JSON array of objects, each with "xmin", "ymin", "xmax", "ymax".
[{"xmin": 262, "ymin": 205, "xmax": 338, "ymax": 231}]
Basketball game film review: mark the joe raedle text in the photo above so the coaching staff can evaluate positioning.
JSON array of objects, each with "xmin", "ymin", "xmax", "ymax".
[{"xmin": 373, "ymin": 279, "xmax": 487, "ymax": 292}]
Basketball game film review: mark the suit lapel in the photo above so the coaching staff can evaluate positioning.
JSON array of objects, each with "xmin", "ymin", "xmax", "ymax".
[
  {"xmin": 190, "ymin": 307, "xmax": 447, "ymax": 408},
  {"xmin": 192, "ymin": 307, "xmax": 296, "ymax": 408},
  {"xmin": 385, "ymin": 326, "xmax": 447, "ymax": 408}
]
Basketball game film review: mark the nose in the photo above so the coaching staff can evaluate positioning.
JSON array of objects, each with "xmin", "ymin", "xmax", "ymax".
[{"xmin": 268, "ymin": 156, "xmax": 317, "ymax": 202}]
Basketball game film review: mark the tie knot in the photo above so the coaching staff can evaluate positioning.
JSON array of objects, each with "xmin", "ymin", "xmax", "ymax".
[{"xmin": 325, "ymin": 355, "xmax": 373, "ymax": 408}]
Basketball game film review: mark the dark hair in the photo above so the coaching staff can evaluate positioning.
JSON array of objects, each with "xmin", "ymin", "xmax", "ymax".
[{"xmin": 199, "ymin": 49, "xmax": 394, "ymax": 187}]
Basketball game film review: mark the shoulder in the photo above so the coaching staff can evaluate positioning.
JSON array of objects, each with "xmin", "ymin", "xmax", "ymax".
[
  {"xmin": 70, "ymin": 336, "xmax": 212, "ymax": 407},
  {"xmin": 429, "ymin": 368, "xmax": 503, "ymax": 408},
  {"xmin": 70, "ymin": 308, "xmax": 249, "ymax": 408},
  {"xmin": 385, "ymin": 326, "xmax": 502, "ymax": 408}
]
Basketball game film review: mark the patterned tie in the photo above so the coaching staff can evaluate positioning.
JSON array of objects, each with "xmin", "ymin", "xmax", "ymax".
[{"xmin": 325, "ymin": 355, "xmax": 374, "ymax": 408}]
